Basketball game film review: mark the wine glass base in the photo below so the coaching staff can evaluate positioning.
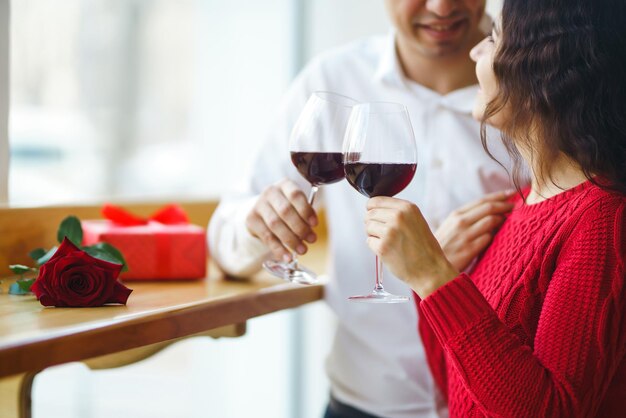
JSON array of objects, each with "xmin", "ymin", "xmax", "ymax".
[
  {"xmin": 263, "ymin": 260, "xmax": 318, "ymax": 285},
  {"xmin": 349, "ymin": 289, "xmax": 409, "ymax": 304}
]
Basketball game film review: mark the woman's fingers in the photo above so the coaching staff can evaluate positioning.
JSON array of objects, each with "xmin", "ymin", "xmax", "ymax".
[
  {"xmin": 365, "ymin": 218, "xmax": 389, "ymax": 239},
  {"xmin": 367, "ymin": 196, "xmax": 411, "ymax": 211}
]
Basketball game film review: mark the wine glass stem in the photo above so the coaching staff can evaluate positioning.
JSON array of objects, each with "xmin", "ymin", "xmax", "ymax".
[
  {"xmin": 375, "ymin": 255, "xmax": 385, "ymax": 291},
  {"xmin": 308, "ymin": 185, "xmax": 319, "ymax": 207},
  {"xmin": 289, "ymin": 185, "xmax": 319, "ymax": 267}
]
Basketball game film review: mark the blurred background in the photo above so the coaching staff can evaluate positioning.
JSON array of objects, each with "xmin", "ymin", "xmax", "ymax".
[
  {"xmin": 1, "ymin": 0, "xmax": 501, "ymax": 417},
  {"xmin": 8, "ymin": 0, "xmax": 393, "ymax": 205}
]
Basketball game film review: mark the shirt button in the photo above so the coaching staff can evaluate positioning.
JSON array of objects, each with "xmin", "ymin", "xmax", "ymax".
[{"xmin": 432, "ymin": 158, "xmax": 443, "ymax": 169}]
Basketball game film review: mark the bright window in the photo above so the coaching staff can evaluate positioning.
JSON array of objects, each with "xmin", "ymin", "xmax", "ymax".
[{"xmin": 9, "ymin": 0, "xmax": 292, "ymax": 205}]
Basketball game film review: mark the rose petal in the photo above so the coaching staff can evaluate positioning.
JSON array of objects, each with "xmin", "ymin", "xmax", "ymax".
[
  {"xmin": 32, "ymin": 263, "xmax": 53, "ymax": 302},
  {"xmin": 52, "ymin": 254, "xmax": 84, "ymax": 276},
  {"xmin": 30, "ymin": 278, "xmax": 43, "ymax": 297},
  {"xmin": 38, "ymin": 294, "xmax": 56, "ymax": 307},
  {"xmin": 91, "ymin": 266, "xmax": 116, "ymax": 305},
  {"xmin": 109, "ymin": 281, "xmax": 133, "ymax": 305},
  {"xmin": 47, "ymin": 238, "xmax": 82, "ymax": 264},
  {"xmin": 70, "ymin": 274, "xmax": 94, "ymax": 296},
  {"xmin": 60, "ymin": 268, "xmax": 103, "ymax": 307}
]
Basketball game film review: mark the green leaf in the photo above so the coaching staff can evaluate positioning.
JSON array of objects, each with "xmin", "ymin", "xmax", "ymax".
[
  {"xmin": 9, "ymin": 278, "xmax": 35, "ymax": 295},
  {"xmin": 17, "ymin": 278, "xmax": 36, "ymax": 292},
  {"xmin": 9, "ymin": 264, "xmax": 35, "ymax": 275},
  {"xmin": 29, "ymin": 248, "xmax": 47, "ymax": 261},
  {"xmin": 83, "ymin": 243, "xmax": 129, "ymax": 272},
  {"xmin": 57, "ymin": 216, "xmax": 83, "ymax": 246},
  {"xmin": 36, "ymin": 247, "xmax": 58, "ymax": 266}
]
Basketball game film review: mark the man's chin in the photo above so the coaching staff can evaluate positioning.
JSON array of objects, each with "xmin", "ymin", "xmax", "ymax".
[{"xmin": 413, "ymin": 36, "xmax": 474, "ymax": 59}]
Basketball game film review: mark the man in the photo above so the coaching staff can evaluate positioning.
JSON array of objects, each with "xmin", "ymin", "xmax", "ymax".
[{"xmin": 209, "ymin": 1, "xmax": 513, "ymax": 417}]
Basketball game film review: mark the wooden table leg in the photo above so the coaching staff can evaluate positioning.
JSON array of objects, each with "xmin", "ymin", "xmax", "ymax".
[{"xmin": 0, "ymin": 372, "xmax": 37, "ymax": 418}]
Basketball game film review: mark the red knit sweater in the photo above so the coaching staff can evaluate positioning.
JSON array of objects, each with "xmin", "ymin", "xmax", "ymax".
[{"xmin": 418, "ymin": 180, "xmax": 626, "ymax": 417}]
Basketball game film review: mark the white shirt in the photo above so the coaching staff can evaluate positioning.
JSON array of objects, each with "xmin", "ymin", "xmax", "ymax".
[{"xmin": 209, "ymin": 33, "xmax": 513, "ymax": 418}]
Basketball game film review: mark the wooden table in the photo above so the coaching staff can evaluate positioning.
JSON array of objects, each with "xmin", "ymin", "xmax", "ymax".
[{"xmin": 0, "ymin": 264, "xmax": 325, "ymax": 418}]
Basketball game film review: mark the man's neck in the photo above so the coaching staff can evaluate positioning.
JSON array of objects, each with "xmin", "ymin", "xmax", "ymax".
[{"xmin": 395, "ymin": 33, "xmax": 484, "ymax": 95}]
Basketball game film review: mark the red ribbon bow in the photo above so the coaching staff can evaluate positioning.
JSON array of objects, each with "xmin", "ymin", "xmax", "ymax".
[{"xmin": 102, "ymin": 204, "xmax": 190, "ymax": 226}]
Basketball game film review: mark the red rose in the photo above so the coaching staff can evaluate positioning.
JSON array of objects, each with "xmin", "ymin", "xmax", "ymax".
[{"xmin": 31, "ymin": 238, "xmax": 132, "ymax": 307}]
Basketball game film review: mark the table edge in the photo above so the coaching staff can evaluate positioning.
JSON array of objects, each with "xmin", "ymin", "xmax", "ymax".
[{"xmin": 0, "ymin": 282, "xmax": 323, "ymax": 377}]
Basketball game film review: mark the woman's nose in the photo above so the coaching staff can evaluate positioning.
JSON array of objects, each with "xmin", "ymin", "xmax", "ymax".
[{"xmin": 469, "ymin": 37, "xmax": 487, "ymax": 62}]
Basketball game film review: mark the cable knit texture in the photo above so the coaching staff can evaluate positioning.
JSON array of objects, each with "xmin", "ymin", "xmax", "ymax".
[{"xmin": 418, "ymin": 181, "xmax": 626, "ymax": 417}]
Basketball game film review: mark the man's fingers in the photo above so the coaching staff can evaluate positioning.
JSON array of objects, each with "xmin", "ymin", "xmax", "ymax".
[
  {"xmin": 257, "ymin": 199, "xmax": 308, "ymax": 255},
  {"xmin": 466, "ymin": 233, "xmax": 494, "ymax": 256},
  {"xmin": 280, "ymin": 180, "xmax": 318, "ymax": 227},
  {"xmin": 246, "ymin": 212, "xmax": 291, "ymax": 261},
  {"xmin": 245, "ymin": 180, "xmax": 322, "ymax": 261},
  {"xmin": 464, "ymin": 214, "xmax": 506, "ymax": 241},
  {"xmin": 267, "ymin": 186, "xmax": 315, "ymax": 243},
  {"xmin": 454, "ymin": 189, "xmax": 516, "ymax": 215},
  {"xmin": 461, "ymin": 201, "xmax": 514, "ymax": 225}
]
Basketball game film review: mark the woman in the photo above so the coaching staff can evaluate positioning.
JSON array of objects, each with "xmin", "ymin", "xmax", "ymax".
[{"xmin": 365, "ymin": 0, "xmax": 626, "ymax": 416}]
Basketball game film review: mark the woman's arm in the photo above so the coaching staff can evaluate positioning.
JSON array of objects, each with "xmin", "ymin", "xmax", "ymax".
[{"xmin": 368, "ymin": 196, "xmax": 626, "ymax": 417}]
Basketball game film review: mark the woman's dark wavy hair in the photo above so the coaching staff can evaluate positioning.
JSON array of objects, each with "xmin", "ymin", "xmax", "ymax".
[{"xmin": 481, "ymin": 0, "xmax": 626, "ymax": 194}]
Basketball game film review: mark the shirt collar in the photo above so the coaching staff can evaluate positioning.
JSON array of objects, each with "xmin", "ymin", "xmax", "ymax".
[
  {"xmin": 372, "ymin": 30, "xmax": 480, "ymax": 115},
  {"xmin": 372, "ymin": 30, "xmax": 407, "ymax": 88}
]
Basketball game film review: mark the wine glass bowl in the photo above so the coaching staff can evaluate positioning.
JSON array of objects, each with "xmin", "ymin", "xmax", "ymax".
[
  {"xmin": 342, "ymin": 102, "xmax": 417, "ymax": 303},
  {"xmin": 263, "ymin": 91, "xmax": 358, "ymax": 285},
  {"xmin": 344, "ymin": 161, "xmax": 416, "ymax": 198},
  {"xmin": 290, "ymin": 151, "xmax": 345, "ymax": 186}
]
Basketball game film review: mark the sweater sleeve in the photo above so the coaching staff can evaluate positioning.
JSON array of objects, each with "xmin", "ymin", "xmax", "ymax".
[
  {"xmin": 419, "ymin": 200, "xmax": 626, "ymax": 417},
  {"xmin": 416, "ymin": 296, "xmax": 449, "ymax": 401}
]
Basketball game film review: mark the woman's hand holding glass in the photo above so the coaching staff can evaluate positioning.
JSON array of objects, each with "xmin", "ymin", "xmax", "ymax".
[
  {"xmin": 365, "ymin": 197, "xmax": 459, "ymax": 299},
  {"xmin": 365, "ymin": 190, "xmax": 515, "ymax": 299}
]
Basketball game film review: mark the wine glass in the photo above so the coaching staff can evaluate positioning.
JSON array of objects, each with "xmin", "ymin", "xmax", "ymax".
[
  {"xmin": 343, "ymin": 102, "xmax": 417, "ymax": 303},
  {"xmin": 263, "ymin": 91, "xmax": 359, "ymax": 285}
]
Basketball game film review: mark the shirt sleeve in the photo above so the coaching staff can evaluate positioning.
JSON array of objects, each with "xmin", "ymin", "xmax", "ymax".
[
  {"xmin": 419, "ymin": 200, "xmax": 626, "ymax": 417},
  {"xmin": 207, "ymin": 59, "xmax": 325, "ymax": 278}
]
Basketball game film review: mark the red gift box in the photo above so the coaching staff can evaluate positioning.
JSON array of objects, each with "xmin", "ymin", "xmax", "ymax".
[{"xmin": 81, "ymin": 204, "xmax": 207, "ymax": 280}]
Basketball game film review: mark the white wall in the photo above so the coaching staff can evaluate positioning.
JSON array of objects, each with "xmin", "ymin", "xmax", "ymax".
[
  {"xmin": 305, "ymin": 0, "xmax": 390, "ymax": 60},
  {"xmin": 487, "ymin": 0, "xmax": 503, "ymax": 17}
]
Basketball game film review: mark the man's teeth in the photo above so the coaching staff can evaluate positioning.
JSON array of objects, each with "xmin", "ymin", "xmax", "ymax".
[{"xmin": 429, "ymin": 24, "xmax": 454, "ymax": 31}]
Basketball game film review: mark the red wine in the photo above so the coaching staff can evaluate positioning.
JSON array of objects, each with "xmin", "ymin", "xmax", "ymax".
[
  {"xmin": 291, "ymin": 152, "xmax": 345, "ymax": 185},
  {"xmin": 344, "ymin": 162, "xmax": 416, "ymax": 197}
]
